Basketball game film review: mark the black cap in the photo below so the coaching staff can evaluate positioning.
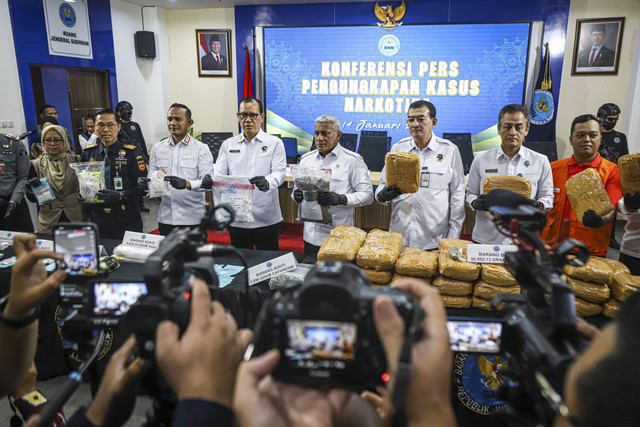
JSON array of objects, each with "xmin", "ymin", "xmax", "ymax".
[
  {"xmin": 591, "ymin": 23, "xmax": 606, "ymax": 33},
  {"xmin": 597, "ymin": 103, "xmax": 620, "ymax": 117},
  {"xmin": 209, "ymin": 34, "xmax": 220, "ymax": 44}
]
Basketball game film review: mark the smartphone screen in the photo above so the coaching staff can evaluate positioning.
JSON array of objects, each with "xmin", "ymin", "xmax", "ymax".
[
  {"xmin": 284, "ymin": 320, "xmax": 357, "ymax": 370},
  {"xmin": 447, "ymin": 320, "xmax": 502, "ymax": 353},
  {"xmin": 54, "ymin": 224, "xmax": 99, "ymax": 276},
  {"xmin": 92, "ymin": 282, "xmax": 147, "ymax": 316}
]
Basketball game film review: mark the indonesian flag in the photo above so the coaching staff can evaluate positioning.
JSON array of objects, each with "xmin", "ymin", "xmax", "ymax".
[
  {"xmin": 243, "ymin": 46, "xmax": 254, "ymax": 98},
  {"xmin": 199, "ymin": 34, "xmax": 209, "ymax": 57}
]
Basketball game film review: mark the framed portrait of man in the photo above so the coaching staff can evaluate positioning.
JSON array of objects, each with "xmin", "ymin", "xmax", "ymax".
[
  {"xmin": 572, "ymin": 17, "xmax": 624, "ymax": 75},
  {"xmin": 197, "ymin": 29, "xmax": 232, "ymax": 77}
]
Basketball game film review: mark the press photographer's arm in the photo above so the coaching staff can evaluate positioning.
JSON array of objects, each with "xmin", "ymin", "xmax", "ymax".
[{"xmin": 0, "ymin": 235, "xmax": 65, "ymax": 397}]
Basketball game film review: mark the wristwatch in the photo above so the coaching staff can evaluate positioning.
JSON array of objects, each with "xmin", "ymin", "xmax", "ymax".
[{"xmin": 339, "ymin": 194, "xmax": 348, "ymax": 206}]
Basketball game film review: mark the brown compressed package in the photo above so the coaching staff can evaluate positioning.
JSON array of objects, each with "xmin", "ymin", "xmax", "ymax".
[
  {"xmin": 596, "ymin": 257, "xmax": 631, "ymax": 280},
  {"xmin": 481, "ymin": 264, "xmax": 518, "ymax": 287},
  {"xmin": 603, "ymin": 298, "xmax": 622, "ymax": 318},
  {"xmin": 618, "ymin": 154, "xmax": 640, "ymax": 196},
  {"xmin": 395, "ymin": 248, "xmax": 438, "ymax": 278},
  {"xmin": 355, "ymin": 229, "xmax": 403, "ymax": 271},
  {"xmin": 564, "ymin": 276, "xmax": 610, "ymax": 304},
  {"xmin": 438, "ymin": 238, "xmax": 469, "ymax": 255},
  {"xmin": 385, "ymin": 152, "xmax": 420, "ymax": 194},
  {"xmin": 438, "ymin": 252, "xmax": 481, "ymax": 281},
  {"xmin": 329, "ymin": 225, "xmax": 367, "ymax": 244},
  {"xmin": 432, "ymin": 276, "xmax": 474, "ymax": 296},
  {"xmin": 483, "ymin": 175, "xmax": 532, "ymax": 198},
  {"xmin": 317, "ymin": 237, "xmax": 362, "ymax": 262},
  {"xmin": 566, "ymin": 168, "xmax": 615, "ymax": 224},
  {"xmin": 474, "ymin": 280, "xmax": 521, "ymax": 300},
  {"xmin": 575, "ymin": 297, "xmax": 602, "ymax": 317},
  {"xmin": 440, "ymin": 294, "xmax": 472, "ymax": 309},
  {"xmin": 361, "ymin": 268, "xmax": 392, "ymax": 285},
  {"xmin": 609, "ymin": 273, "xmax": 640, "ymax": 301},
  {"xmin": 564, "ymin": 257, "xmax": 613, "ymax": 285},
  {"xmin": 391, "ymin": 273, "xmax": 432, "ymax": 287}
]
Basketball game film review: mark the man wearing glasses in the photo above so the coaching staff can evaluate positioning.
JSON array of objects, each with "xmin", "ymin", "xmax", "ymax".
[
  {"xmin": 375, "ymin": 100, "xmax": 465, "ymax": 250},
  {"xmin": 81, "ymin": 108, "xmax": 147, "ymax": 239},
  {"xmin": 0, "ymin": 132, "xmax": 32, "ymax": 231},
  {"xmin": 214, "ymin": 97, "xmax": 286, "ymax": 250}
]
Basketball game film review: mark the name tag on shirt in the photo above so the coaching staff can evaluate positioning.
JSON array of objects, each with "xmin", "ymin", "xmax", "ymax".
[
  {"xmin": 420, "ymin": 172, "xmax": 430, "ymax": 188},
  {"xmin": 229, "ymin": 149, "xmax": 240, "ymax": 153},
  {"xmin": 485, "ymin": 168, "xmax": 498, "ymax": 173}
]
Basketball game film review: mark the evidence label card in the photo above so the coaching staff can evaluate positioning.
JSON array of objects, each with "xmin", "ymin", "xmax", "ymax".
[
  {"xmin": 466, "ymin": 244, "xmax": 518, "ymax": 264},
  {"xmin": 247, "ymin": 253, "xmax": 298, "ymax": 286}
]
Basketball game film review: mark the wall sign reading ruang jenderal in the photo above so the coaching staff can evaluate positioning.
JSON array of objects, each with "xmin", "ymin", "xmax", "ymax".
[{"xmin": 43, "ymin": 0, "xmax": 93, "ymax": 59}]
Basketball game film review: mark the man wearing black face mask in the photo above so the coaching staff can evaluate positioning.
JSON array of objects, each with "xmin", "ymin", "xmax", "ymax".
[
  {"xmin": 116, "ymin": 101, "xmax": 150, "ymax": 212},
  {"xmin": 597, "ymin": 103, "xmax": 628, "ymax": 250}
]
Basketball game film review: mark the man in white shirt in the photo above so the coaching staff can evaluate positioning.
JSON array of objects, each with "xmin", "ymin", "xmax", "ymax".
[
  {"xmin": 375, "ymin": 100, "xmax": 465, "ymax": 250},
  {"xmin": 466, "ymin": 104, "xmax": 554, "ymax": 244},
  {"xmin": 78, "ymin": 114, "xmax": 98, "ymax": 149},
  {"xmin": 214, "ymin": 97, "xmax": 286, "ymax": 250},
  {"xmin": 293, "ymin": 115, "xmax": 373, "ymax": 259},
  {"xmin": 148, "ymin": 103, "xmax": 214, "ymax": 236}
]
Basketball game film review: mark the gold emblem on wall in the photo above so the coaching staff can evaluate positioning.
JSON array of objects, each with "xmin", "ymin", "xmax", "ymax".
[{"xmin": 375, "ymin": 1, "xmax": 406, "ymax": 30}]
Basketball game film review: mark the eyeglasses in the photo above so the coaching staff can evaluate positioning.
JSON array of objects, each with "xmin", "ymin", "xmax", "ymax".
[
  {"xmin": 237, "ymin": 112, "xmax": 260, "ymax": 121},
  {"xmin": 43, "ymin": 138, "xmax": 63, "ymax": 145},
  {"xmin": 96, "ymin": 122, "xmax": 118, "ymax": 130},
  {"xmin": 407, "ymin": 116, "xmax": 430, "ymax": 124}
]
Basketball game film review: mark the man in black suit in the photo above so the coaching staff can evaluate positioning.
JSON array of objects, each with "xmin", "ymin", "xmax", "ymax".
[
  {"xmin": 577, "ymin": 23, "xmax": 616, "ymax": 67},
  {"xmin": 201, "ymin": 34, "xmax": 228, "ymax": 71}
]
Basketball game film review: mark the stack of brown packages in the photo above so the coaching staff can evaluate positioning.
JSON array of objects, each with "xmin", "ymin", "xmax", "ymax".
[
  {"xmin": 317, "ymin": 225, "xmax": 367, "ymax": 262},
  {"xmin": 598, "ymin": 257, "xmax": 631, "ymax": 318},
  {"xmin": 385, "ymin": 152, "xmax": 420, "ymax": 194},
  {"xmin": 618, "ymin": 154, "xmax": 640, "ymax": 196},
  {"xmin": 564, "ymin": 257, "xmax": 613, "ymax": 317},
  {"xmin": 435, "ymin": 239, "xmax": 479, "ymax": 308},
  {"xmin": 483, "ymin": 176, "xmax": 532, "ymax": 198},
  {"xmin": 566, "ymin": 168, "xmax": 615, "ymax": 224},
  {"xmin": 356, "ymin": 229, "xmax": 403, "ymax": 285},
  {"xmin": 472, "ymin": 264, "xmax": 521, "ymax": 311},
  {"xmin": 395, "ymin": 248, "xmax": 438, "ymax": 278},
  {"xmin": 391, "ymin": 273, "xmax": 431, "ymax": 288},
  {"xmin": 607, "ymin": 272, "xmax": 640, "ymax": 317}
]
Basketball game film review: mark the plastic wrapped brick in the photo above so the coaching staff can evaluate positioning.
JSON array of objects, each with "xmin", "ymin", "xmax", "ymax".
[
  {"xmin": 564, "ymin": 276, "xmax": 610, "ymax": 304},
  {"xmin": 474, "ymin": 280, "xmax": 521, "ymax": 300},
  {"xmin": 269, "ymin": 266, "xmax": 312, "ymax": 290},
  {"xmin": 329, "ymin": 225, "xmax": 367, "ymax": 245},
  {"xmin": 361, "ymin": 268, "xmax": 392, "ymax": 285},
  {"xmin": 575, "ymin": 297, "xmax": 602, "ymax": 317},
  {"xmin": 483, "ymin": 175, "xmax": 531, "ymax": 198},
  {"xmin": 596, "ymin": 256, "xmax": 631, "ymax": 278},
  {"xmin": 317, "ymin": 237, "xmax": 362, "ymax": 262},
  {"xmin": 440, "ymin": 294, "xmax": 472, "ymax": 309},
  {"xmin": 355, "ymin": 229, "xmax": 403, "ymax": 271},
  {"xmin": 603, "ymin": 298, "xmax": 621, "ymax": 318},
  {"xmin": 609, "ymin": 273, "xmax": 640, "ymax": 302},
  {"xmin": 566, "ymin": 168, "xmax": 614, "ymax": 224},
  {"xmin": 564, "ymin": 257, "xmax": 613, "ymax": 285},
  {"xmin": 385, "ymin": 152, "xmax": 420, "ymax": 194},
  {"xmin": 481, "ymin": 264, "xmax": 518, "ymax": 287},
  {"xmin": 618, "ymin": 154, "xmax": 640, "ymax": 196},
  {"xmin": 438, "ymin": 252, "xmax": 481, "ymax": 281},
  {"xmin": 438, "ymin": 238, "xmax": 469, "ymax": 256},
  {"xmin": 390, "ymin": 273, "xmax": 432, "ymax": 287},
  {"xmin": 395, "ymin": 248, "xmax": 438, "ymax": 278},
  {"xmin": 432, "ymin": 276, "xmax": 474, "ymax": 296}
]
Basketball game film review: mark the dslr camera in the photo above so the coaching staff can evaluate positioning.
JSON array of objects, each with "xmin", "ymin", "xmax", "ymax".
[{"xmin": 251, "ymin": 261, "xmax": 423, "ymax": 392}]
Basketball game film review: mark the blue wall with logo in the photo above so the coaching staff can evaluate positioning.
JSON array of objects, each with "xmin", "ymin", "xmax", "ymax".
[
  {"xmin": 234, "ymin": 0, "xmax": 570, "ymax": 116},
  {"xmin": 8, "ymin": 0, "xmax": 117, "ymax": 142}
]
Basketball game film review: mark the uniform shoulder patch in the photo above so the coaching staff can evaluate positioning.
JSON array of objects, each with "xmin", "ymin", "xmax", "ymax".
[
  {"xmin": 84, "ymin": 143, "xmax": 98, "ymax": 149},
  {"xmin": 123, "ymin": 144, "xmax": 137, "ymax": 150}
]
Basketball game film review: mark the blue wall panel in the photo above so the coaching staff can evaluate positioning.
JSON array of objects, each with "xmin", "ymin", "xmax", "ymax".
[
  {"xmin": 8, "ymin": 0, "xmax": 117, "ymax": 143},
  {"xmin": 40, "ymin": 67, "xmax": 73, "ymax": 131}
]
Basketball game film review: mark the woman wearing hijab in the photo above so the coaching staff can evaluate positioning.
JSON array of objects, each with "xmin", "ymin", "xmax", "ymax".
[{"xmin": 26, "ymin": 124, "xmax": 86, "ymax": 233}]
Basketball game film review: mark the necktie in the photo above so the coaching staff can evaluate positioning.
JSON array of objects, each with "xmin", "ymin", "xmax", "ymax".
[
  {"xmin": 589, "ymin": 48, "xmax": 597, "ymax": 66},
  {"xmin": 217, "ymin": 55, "xmax": 221, "ymax": 67}
]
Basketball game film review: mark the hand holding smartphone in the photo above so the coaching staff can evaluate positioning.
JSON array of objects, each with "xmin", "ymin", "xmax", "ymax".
[{"xmin": 53, "ymin": 223, "xmax": 99, "ymax": 278}]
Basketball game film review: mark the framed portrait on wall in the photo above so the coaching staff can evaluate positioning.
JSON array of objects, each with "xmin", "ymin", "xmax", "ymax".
[
  {"xmin": 572, "ymin": 17, "xmax": 624, "ymax": 75},
  {"xmin": 197, "ymin": 29, "xmax": 232, "ymax": 78}
]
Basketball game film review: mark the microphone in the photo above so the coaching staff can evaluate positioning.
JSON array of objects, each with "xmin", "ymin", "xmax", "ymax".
[
  {"xmin": 485, "ymin": 189, "xmax": 536, "ymax": 209},
  {"xmin": 18, "ymin": 129, "xmax": 37, "ymax": 139}
]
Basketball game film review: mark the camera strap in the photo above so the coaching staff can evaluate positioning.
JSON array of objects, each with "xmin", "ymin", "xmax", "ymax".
[{"xmin": 391, "ymin": 305, "xmax": 424, "ymax": 411}]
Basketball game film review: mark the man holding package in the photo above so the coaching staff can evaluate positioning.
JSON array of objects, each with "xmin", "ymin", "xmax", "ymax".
[
  {"xmin": 466, "ymin": 104, "xmax": 554, "ymax": 244},
  {"xmin": 375, "ymin": 100, "xmax": 465, "ymax": 250},
  {"xmin": 541, "ymin": 114, "xmax": 622, "ymax": 256},
  {"xmin": 214, "ymin": 97, "xmax": 286, "ymax": 250},
  {"xmin": 292, "ymin": 115, "xmax": 373, "ymax": 259},
  {"xmin": 146, "ymin": 103, "xmax": 214, "ymax": 236}
]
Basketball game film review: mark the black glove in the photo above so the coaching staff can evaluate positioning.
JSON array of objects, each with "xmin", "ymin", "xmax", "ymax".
[
  {"xmin": 77, "ymin": 193, "xmax": 88, "ymax": 203},
  {"xmin": 293, "ymin": 189, "xmax": 304, "ymax": 203},
  {"xmin": 582, "ymin": 210, "xmax": 604, "ymax": 228},
  {"xmin": 4, "ymin": 202, "xmax": 16, "ymax": 219},
  {"xmin": 97, "ymin": 189, "xmax": 122, "ymax": 204},
  {"xmin": 28, "ymin": 177, "xmax": 41, "ymax": 188},
  {"xmin": 317, "ymin": 192, "xmax": 342, "ymax": 206},
  {"xmin": 200, "ymin": 174, "xmax": 213, "ymax": 190},
  {"xmin": 137, "ymin": 177, "xmax": 150, "ymax": 193},
  {"xmin": 249, "ymin": 176, "xmax": 269, "ymax": 192},
  {"xmin": 472, "ymin": 194, "xmax": 490, "ymax": 211},
  {"xmin": 164, "ymin": 175, "xmax": 187, "ymax": 190},
  {"xmin": 377, "ymin": 185, "xmax": 402, "ymax": 203},
  {"xmin": 625, "ymin": 192, "xmax": 640, "ymax": 211}
]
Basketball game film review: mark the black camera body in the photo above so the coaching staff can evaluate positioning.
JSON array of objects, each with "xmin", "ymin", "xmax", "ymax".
[{"xmin": 252, "ymin": 261, "xmax": 422, "ymax": 392}]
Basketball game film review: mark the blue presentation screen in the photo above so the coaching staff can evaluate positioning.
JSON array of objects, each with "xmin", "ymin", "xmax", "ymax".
[{"xmin": 263, "ymin": 23, "xmax": 531, "ymax": 154}]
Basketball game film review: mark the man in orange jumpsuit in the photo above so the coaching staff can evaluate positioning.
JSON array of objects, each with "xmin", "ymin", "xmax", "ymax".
[{"xmin": 542, "ymin": 114, "xmax": 622, "ymax": 256}]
